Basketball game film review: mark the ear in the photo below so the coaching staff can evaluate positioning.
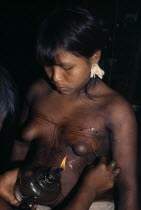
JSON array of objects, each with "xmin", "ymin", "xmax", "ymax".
[{"xmin": 91, "ymin": 50, "xmax": 101, "ymax": 64}]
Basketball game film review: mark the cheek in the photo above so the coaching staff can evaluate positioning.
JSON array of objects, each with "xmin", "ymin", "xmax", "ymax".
[
  {"xmin": 67, "ymin": 71, "xmax": 90, "ymax": 90},
  {"xmin": 72, "ymin": 67, "xmax": 90, "ymax": 83}
]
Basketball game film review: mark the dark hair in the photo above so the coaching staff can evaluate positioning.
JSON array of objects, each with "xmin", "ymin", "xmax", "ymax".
[
  {"xmin": 36, "ymin": 7, "xmax": 106, "ymax": 66},
  {"xmin": 0, "ymin": 66, "xmax": 17, "ymax": 123}
]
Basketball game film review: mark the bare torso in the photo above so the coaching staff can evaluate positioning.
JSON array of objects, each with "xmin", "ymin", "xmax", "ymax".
[{"xmin": 19, "ymin": 78, "xmax": 117, "ymax": 205}]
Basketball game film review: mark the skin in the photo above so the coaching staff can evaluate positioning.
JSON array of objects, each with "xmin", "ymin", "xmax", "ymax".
[
  {"xmin": 63, "ymin": 158, "xmax": 120, "ymax": 210},
  {"xmin": 0, "ymin": 198, "xmax": 12, "ymax": 210},
  {"xmin": 0, "ymin": 159, "xmax": 119, "ymax": 210},
  {"xmin": 0, "ymin": 49, "xmax": 138, "ymax": 209},
  {"xmin": 0, "ymin": 169, "xmax": 19, "ymax": 208}
]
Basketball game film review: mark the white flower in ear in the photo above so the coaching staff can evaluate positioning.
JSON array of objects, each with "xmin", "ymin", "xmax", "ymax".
[{"xmin": 90, "ymin": 64, "xmax": 105, "ymax": 79}]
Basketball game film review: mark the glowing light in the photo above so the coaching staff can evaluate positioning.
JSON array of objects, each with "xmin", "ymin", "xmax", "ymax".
[{"xmin": 60, "ymin": 156, "xmax": 67, "ymax": 170}]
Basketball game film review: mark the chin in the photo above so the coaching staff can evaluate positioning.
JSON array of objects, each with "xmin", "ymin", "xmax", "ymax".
[
  {"xmin": 59, "ymin": 91, "xmax": 72, "ymax": 95},
  {"xmin": 57, "ymin": 89, "xmax": 75, "ymax": 95}
]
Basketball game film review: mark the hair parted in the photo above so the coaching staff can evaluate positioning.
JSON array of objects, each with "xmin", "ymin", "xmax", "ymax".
[{"xmin": 36, "ymin": 7, "xmax": 106, "ymax": 66}]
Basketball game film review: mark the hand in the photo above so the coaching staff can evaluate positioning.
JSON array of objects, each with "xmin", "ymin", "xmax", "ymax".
[
  {"xmin": 82, "ymin": 157, "xmax": 120, "ymax": 196},
  {"xmin": 0, "ymin": 169, "xmax": 20, "ymax": 207},
  {"xmin": 32, "ymin": 205, "xmax": 38, "ymax": 210}
]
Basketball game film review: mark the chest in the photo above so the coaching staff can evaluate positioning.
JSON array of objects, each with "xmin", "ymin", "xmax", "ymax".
[{"xmin": 23, "ymin": 94, "xmax": 110, "ymax": 158}]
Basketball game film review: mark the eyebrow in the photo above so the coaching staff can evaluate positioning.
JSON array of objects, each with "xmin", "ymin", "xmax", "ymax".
[{"xmin": 55, "ymin": 63, "xmax": 72, "ymax": 67}]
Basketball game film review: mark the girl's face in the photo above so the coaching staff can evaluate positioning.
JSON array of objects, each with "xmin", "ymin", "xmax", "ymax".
[{"xmin": 44, "ymin": 49, "xmax": 99, "ymax": 95}]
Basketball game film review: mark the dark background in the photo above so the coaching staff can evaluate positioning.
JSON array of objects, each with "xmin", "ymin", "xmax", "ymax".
[
  {"xmin": 0, "ymin": 0, "xmax": 141, "ymax": 205},
  {"xmin": 0, "ymin": 0, "xmax": 141, "ymax": 102}
]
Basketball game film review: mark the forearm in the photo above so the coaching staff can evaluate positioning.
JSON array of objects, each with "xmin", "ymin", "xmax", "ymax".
[
  {"xmin": 63, "ymin": 181, "xmax": 96, "ymax": 210},
  {"xmin": 63, "ymin": 159, "xmax": 119, "ymax": 210}
]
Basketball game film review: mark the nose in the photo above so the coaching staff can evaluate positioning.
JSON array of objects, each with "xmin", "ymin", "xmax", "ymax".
[{"xmin": 52, "ymin": 66, "xmax": 64, "ymax": 84}]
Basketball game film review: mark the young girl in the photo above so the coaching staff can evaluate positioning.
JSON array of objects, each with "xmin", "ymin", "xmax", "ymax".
[{"xmin": 0, "ymin": 7, "xmax": 138, "ymax": 210}]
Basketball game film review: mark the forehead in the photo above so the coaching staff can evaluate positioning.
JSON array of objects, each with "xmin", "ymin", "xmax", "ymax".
[{"xmin": 55, "ymin": 49, "xmax": 88, "ymax": 65}]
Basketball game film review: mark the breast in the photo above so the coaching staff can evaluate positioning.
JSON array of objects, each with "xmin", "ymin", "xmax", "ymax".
[
  {"xmin": 21, "ymin": 115, "xmax": 59, "ymax": 144},
  {"xmin": 62, "ymin": 125, "xmax": 110, "ymax": 157},
  {"xmin": 72, "ymin": 140, "xmax": 95, "ymax": 156},
  {"xmin": 61, "ymin": 126, "xmax": 98, "ymax": 157},
  {"xmin": 22, "ymin": 113, "xmax": 109, "ymax": 165}
]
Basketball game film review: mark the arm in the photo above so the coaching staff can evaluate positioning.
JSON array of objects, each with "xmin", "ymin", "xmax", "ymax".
[
  {"xmin": 0, "ymin": 79, "xmax": 51, "ymax": 207},
  {"xmin": 0, "ymin": 169, "xmax": 19, "ymax": 207},
  {"xmin": 11, "ymin": 79, "xmax": 44, "ymax": 162},
  {"xmin": 11, "ymin": 78, "xmax": 50, "ymax": 162},
  {"xmin": 108, "ymin": 99, "xmax": 138, "ymax": 210},
  {"xmin": 11, "ymin": 100, "xmax": 31, "ymax": 162},
  {"xmin": 63, "ymin": 159, "xmax": 119, "ymax": 210},
  {"xmin": 0, "ymin": 158, "xmax": 119, "ymax": 210}
]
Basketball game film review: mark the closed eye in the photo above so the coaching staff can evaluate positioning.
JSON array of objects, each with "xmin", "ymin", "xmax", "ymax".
[{"xmin": 63, "ymin": 67, "xmax": 73, "ymax": 71}]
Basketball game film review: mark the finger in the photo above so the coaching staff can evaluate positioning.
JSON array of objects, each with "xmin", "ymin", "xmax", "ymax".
[
  {"xmin": 32, "ymin": 205, "xmax": 37, "ymax": 210},
  {"xmin": 108, "ymin": 161, "xmax": 116, "ymax": 171},
  {"xmin": 99, "ymin": 156, "xmax": 108, "ymax": 164},
  {"xmin": 11, "ymin": 198, "xmax": 20, "ymax": 207},
  {"xmin": 10, "ymin": 200, "xmax": 20, "ymax": 207},
  {"xmin": 113, "ymin": 167, "xmax": 121, "ymax": 176}
]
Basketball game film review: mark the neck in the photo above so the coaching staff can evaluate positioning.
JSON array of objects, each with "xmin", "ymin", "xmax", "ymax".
[{"xmin": 59, "ymin": 78, "xmax": 98, "ymax": 101}]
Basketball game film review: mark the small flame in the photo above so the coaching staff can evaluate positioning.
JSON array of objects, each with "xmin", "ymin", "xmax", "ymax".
[{"xmin": 60, "ymin": 156, "xmax": 67, "ymax": 170}]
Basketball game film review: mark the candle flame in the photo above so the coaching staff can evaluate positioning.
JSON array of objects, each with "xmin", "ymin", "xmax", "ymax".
[{"xmin": 60, "ymin": 156, "xmax": 67, "ymax": 170}]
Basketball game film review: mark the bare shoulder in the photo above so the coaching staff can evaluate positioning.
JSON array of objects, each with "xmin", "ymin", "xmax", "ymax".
[
  {"xmin": 109, "ymin": 93, "xmax": 134, "ymax": 117},
  {"xmin": 26, "ymin": 78, "xmax": 51, "ymax": 104},
  {"xmin": 95, "ymin": 81, "xmax": 136, "ymax": 126},
  {"xmin": 105, "ymin": 88, "xmax": 136, "ymax": 127}
]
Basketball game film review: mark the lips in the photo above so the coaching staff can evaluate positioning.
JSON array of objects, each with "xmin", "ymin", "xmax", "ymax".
[{"xmin": 56, "ymin": 86, "xmax": 65, "ymax": 91}]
